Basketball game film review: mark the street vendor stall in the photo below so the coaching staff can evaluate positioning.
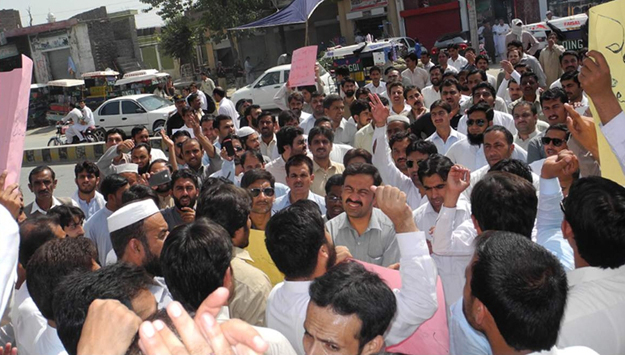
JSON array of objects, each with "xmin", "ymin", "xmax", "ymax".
[
  {"xmin": 29, "ymin": 83, "xmax": 49, "ymax": 128},
  {"xmin": 82, "ymin": 69, "xmax": 119, "ymax": 110}
]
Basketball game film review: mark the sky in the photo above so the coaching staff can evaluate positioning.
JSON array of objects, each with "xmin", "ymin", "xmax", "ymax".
[{"xmin": 2, "ymin": 0, "xmax": 165, "ymax": 29}]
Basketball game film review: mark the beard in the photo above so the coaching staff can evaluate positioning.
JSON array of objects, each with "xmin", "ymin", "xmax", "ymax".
[
  {"xmin": 174, "ymin": 195, "xmax": 197, "ymax": 210},
  {"xmin": 344, "ymin": 90, "xmax": 355, "ymax": 98},
  {"xmin": 155, "ymin": 184, "xmax": 171, "ymax": 194},
  {"xmin": 467, "ymin": 133, "xmax": 484, "ymax": 146},
  {"xmin": 78, "ymin": 185, "xmax": 96, "ymax": 194},
  {"xmin": 142, "ymin": 245, "xmax": 162, "ymax": 277}
]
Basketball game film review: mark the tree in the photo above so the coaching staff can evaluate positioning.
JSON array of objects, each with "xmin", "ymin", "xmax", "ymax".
[
  {"xmin": 141, "ymin": 0, "xmax": 275, "ymax": 61},
  {"xmin": 160, "ymin": 15, "xmax": 198, "ymax": 72}
]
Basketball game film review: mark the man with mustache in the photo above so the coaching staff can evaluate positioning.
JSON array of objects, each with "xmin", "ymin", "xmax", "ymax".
[
  {"xmin": 71, "ymin": 161, "xmax": 105, "ymax": 219},
  {"xmin": 406, "ymin": 85, "xmax": 428, "ymax": 124},
  {"xmin": 341, "ymin": 78, "xmax": 357, "ymax": 119},
  {"xmin": 147, "ymin": 159, "xmax": 174, "ymax": 209},
  {"xmin": 25, "ymin": 165, "xmax": 76, "ymax": 219},
  {"xmin": 309, "ymin": 126, "xmax": 345, "ymax": 197},
  {"xmin": 241, "ymin": 169, "xmax": 277, "ymax": 231},
  {"xmin": 324, "ymin": 94, "xmax": 357, "ymax": 146},
  {"xmin": 401, "ymin": 52, "xmax": 429, "ymax": 90},
  {"xmin": 272, "ymin": 155, "xmax": 326, "ymax": 215},
  {"xmin": 411, "ymin": 78, "xmax": 463, "ymax": 140},
  {"xmin": 426, "ymin": 100, "xmax": 466, "ymax": 155},
  {"xmin": 266, "ymin": 126, "xmax": 307, "ymax": 184},
  {"xmin": 550, "ymin": 50, "xmax": 580, "ymax": 89},
  {"xmin": 108, "ymin": 198, "xmax": 173, "ymax": 309},
  {"xmin": 257, "ymin": 111, "xmax": 279, "ymax": 159},
  {"xmin": 421, "ymin": 65, "xmax": 443, "ymax": 109},
  {"xmin": 456, "ymin": 83, "xmax": 517, "ymax": 137},
  {"xmin": 560, "ymin": 71, "xmax": 589, "ymax": 114},
  {"xmin": 130, "ymin": 143, "xmax": 151, "ymax": 175},
  {"xmin": 326, "ymin": 163, "xmax": 400, "ymax": 267},
  {"xmin": 160, "ymin": 169, "xmax": 198, "ymax": 231},
  {"xmin": 323, "ymin": 174, "xmax": 344, "ymax": 222}
]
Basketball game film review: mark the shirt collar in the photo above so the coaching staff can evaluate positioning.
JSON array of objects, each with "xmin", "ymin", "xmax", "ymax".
[
  {"xmin": 340, "ymin": 208, "xmax": 383, "ymax": 233},
  {"xmin": 313, "ymin": 159, "xmax": 338, "ymax": 172},
  {"xmin": 283, "ymin": 280, "xmax": 313, "ymax": 293},
  {"xmin": 32, "ymin": 196, "xmax": 62, "ymax": 215},
  {"xmin": 233, "ymin": 246, "xmax": 254, "ymax": 262},
  {"xmin": 516, "ymin": 128, "xmax": 540, "ymax": 142},
  {"xmin": 567, "ymin": 264, "xmax": 625, "ymax": 287}
]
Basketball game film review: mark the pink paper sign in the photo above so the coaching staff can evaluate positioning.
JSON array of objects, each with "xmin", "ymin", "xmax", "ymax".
[
  {"xmin": 288, "ymin": 46, "xmax": 318, "ymax": 88},
  {"xmin": 0, "ymin": 55, "xmax": 33, "ymax": 187},
  {"xmin": 357, "ymin": 260, "xmax": 450, "ymax": 355}
]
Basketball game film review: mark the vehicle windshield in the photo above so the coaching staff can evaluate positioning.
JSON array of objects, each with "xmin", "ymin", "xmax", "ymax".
[{"xmin": 137, "ymin": 95, "xmax": 172, "ymax": 111}]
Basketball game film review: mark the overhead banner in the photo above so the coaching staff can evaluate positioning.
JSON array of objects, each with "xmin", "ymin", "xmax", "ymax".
[{"xmin": 350, "ymin": 0, "xmax": 388, "ymax": 12}]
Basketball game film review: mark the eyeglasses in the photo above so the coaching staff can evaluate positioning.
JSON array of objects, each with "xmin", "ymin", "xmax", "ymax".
[
  {"xmin": 327, "ymin": 195, "xmax": 341, "ymax": 202},
  {"xmin": 541, "ymin": 137, "xmax": 566, "ymax": 147},
  {"xmin": 467, "ymin": 119, "xmax": 487, "ymax": 127},
  {"xmin": 249, "ymin": 187, "xmax": 275, "ymax": 197},
  {"xmin": 176, "ymin": 142, "xmax": 185, "ymax": 148},
  {"xmin": 406, "ymin": 159, "xmax": 424, "ymax": 168},
  {"xmin": 234, "ymin": 146, "xmax": 244, "ymax": 152}
]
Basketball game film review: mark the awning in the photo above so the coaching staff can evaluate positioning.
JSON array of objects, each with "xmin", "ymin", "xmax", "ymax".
[{"xmin": 230, "ymin": 0, "xmax": 324, "ymax": 30}]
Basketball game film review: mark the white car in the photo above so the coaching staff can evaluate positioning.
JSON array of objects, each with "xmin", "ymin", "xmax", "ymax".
[
  {"xmin": 231, "ymin": 64, "xmax": 334, "ymax": 110},
  {"xmin": 93, "ymin": 94, "xmax": 175, "ymax": 136}
]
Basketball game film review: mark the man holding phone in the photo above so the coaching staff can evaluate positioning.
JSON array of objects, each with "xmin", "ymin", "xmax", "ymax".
[
  {"xmin": 147, "ymin": 159, "xmax": 174, "ymax": 209},
  {"xmin": 160, "ymin": 169, "xmax": 199, "ymax": 231}
]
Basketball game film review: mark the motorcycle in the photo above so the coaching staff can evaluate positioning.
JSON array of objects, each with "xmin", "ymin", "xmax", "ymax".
[{"xmin": 47, "ymin": 121, "xmax": 101, "ymax": 146}]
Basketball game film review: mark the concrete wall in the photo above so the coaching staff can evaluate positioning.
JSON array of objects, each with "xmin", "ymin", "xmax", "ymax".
[
  {"xmin": 69, "ymin": 23, "xmax": 96, "ymax": 75},
  {"xmin": 0, "ymin": 9, "xmax": 22, "ymax": 31}
]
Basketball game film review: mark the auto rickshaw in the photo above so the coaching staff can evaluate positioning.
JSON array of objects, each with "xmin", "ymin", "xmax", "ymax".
[{"xmin": 82, "ymin": 69, "xmax": 119, "ymax": 110}]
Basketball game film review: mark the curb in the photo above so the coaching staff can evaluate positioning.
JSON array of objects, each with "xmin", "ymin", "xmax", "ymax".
[{"xmin": 22, "ymin": 137, "xmax": 165, "ymax": 167}]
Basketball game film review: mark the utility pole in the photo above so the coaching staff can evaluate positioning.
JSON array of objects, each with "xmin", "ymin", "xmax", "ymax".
[{"xmin": 467, "ymin": 0, "xmax": 479, "ymax": 52}]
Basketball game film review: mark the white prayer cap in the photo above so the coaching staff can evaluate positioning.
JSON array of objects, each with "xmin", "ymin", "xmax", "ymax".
[
  {"xmin": 114, "ymin": 163, "xmax": 139, "ymax": 174},
  {"xmin": 237, "ymin": 126, "xmax": 256, "ymax": 138},
  {"xmin": 107, "ymin": 199, "xmax": 160, "ymax": 233},
  {"xmin": 387, "ymin": 115, "xmax": 410, "ymax": 125}
]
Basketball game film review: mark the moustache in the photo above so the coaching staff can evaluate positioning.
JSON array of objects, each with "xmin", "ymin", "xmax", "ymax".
[{"xmin": 346, "ymin": 199, "xmax": 362, "ymax": 206}]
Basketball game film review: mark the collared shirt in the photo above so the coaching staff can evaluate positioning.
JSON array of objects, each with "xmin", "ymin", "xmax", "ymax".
[
  {"xmin": 600, "ymin": 111, "xmax": 625, "ymax": 175},
  {"xmin": 326, "ymin": 208, "xmax": 399, "ymax": 267},
  {"xmin": 29, "ymin": 196, "xmax": 65, "ymax": 217},
  {"xmin": 413, "ymin": 195, "xmax": 472, "ymax": 312},
  {"xmin": 272, "ymin": 191, "xmax": 326, "ymax": 215},
  {"xmin": 514, "ymin": 127, "xmax": 542, "ymax": 151},
  {"xmin": 401, "ymin": 67, "xmax": 430, "ymax": 89},
  {"xmin": 230, "ymin": 247, "xmax": 272, "ymax": 327},
  {"xmin": 333, "ymin": 118, "xmax": 357, "ymax": 146},
  {"xmin": 371, "ymin": 126, "xmax": 424, "ymax": 209},
  {"xmin": 425, "ymin": 128, "xmax": 466, "ymax": 155},
  {"xmin": 539, "ymin": 44, "xmax": 565, "ymax": 87},
  {"xmin": 81, "ymin": 106, "xmax": 95, "ymax": 126},
  {"xmin": 260, "ymin": 135, "xmax": 278, "ymax": 161},
  {"xmin": 266, "ymin": 229, "xmax": 438, "ymax": 352},
  {"xmin": 465, "ymin": 164, "xmax": 540, "ymax": 198},
  {"xmin": 71, "ymin": 190, "xmax": 106, "ymax": 220},
  {"xmin": 160, "ymin": 206, "xmax": 186, "ymax": 231},
  {"xmin": 310, "ymin": 160, "xmax": 345, "ymax": 196},
  {"xmin": 391, "ymin": 103, "xmax": 412, "ymax": 116},
  {"xmin": 11, "ymin": 284, "xmax": 68, "ymax": 355},
  {"xmin": 445, "ymin": 137, "xmax": 528, "ymax": 172},
  {"xmin": 422, "ymin": 85, "xmax": 441, "ymax": 109},
  {"xmin": 456, "ymin": 110, "xmax": 517, "ymax": 136},
  {"xmin": 218, "ymin": 97, "xmax": 239, "ymax": 128},
  {"xmin": 299, "ymin": 115, "xmax": 316, "ymax": 135},
  {"xmin": 364, "ymin": 81, "xmax": 387, "ymax": 96},
  {"xmin": 354, "ymin": 123, "xmax": 375, "ymax": 153},
  {"xmin": 150, "ymin": 276, "xmax": 173, "ymax": 309},
  {"xmin": 84, "ymin": 206, "xmax": 114, "ymax": 265},
  {"xmin": 195, "ymin": 90, "xmax": 209, "ymax": 111},
  {"xmin": 200, "ymin": 77, "xmax": 215, "ymax": 95},
  {"xmin": 447, "ymin": 56, "xmax": 469, "ymax": 71},
  {"xmin": 265, "ymin": 155, "xmax": 287, "ymax": 185}
]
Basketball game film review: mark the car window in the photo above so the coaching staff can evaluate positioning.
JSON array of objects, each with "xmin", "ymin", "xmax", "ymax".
[
  {"xmin": 256, "ymin": 72, "xmax": 280, "ymax": 87},
  {"xmin": 282, "ymin": 70, "xmax": 290, "ymax": 83},
  {"xmin": 318, "ymin": 65, "xmax": 328, "ymax": 76},
  {"xmin": 122, "ymin": 100, "xmax": 143, "ymax": 114},
  {"xmin": 137, "ymin": 95, "xmax": 172, "ymax": 111},
  {"xmin": 407, "ymin": 38, "xmax": 416, "ymax": 48},
  {"xmin": 100, "ymin": 102, "xmax": 120, "ymax": 115}
]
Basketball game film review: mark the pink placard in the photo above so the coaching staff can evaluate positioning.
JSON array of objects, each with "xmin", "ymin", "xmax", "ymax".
[
  {"xmin": 356, "ymin": 260, "xmax": 450, "ymax": 355},
  {"xmin": 288, "ymin": 46, "xmax": 318, "ymax": 88},
  {"xmin": 0, "ymin": 55, "xmax": 33, "ymax": 187}
]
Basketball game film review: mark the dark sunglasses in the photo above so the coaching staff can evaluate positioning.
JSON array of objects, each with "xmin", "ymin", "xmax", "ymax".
[
  {"xmin": 406, "ymin": 159, "xmax": 424, "ymax": 168},
  {"xmin": 175, "ymin": 142, "xmax": 184, "ymax": 148},
  {"xmin": 467, "ymin": 119, "xmax": 487, "ymax": 127},
  {"xmin": 234, "ymin": 146, "xmax": 244, "ymax": 152},
  {"xmin": 249, "ymin": 187, "xmax": 275, "ymax": 197},
  {"xmin": 541, "ymin": 137, "xmax": 566, "ymax": 147}
]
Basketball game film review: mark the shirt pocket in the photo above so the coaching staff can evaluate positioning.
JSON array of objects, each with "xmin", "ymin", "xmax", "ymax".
[{"xmin": 367, "ymin": 235, "xmax": 384, "ymax": 261}]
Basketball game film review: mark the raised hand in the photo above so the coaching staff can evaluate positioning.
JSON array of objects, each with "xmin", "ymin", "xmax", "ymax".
[
  {"xmin": 368, "ymin": 93, "xmax": 390, "ymax": 128},
  {"xmin": 446, "ymin": 165, "xmax": 471, "ymax": 194},
  {"xmin": 370, "ymin": 185, "xmax": 416, "ymax": 233},
  {"xmin": 0, "ymin": 171, "xmax": 21, "ymax": 220},
  {"xmin": 565, "ymin": 103, "xmax": 599, "ymax": 160}
]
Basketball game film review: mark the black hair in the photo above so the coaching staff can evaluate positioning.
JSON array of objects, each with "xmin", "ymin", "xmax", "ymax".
[
  {"xmin": 559, "ymin": 50, "xmax": 580, "ymax": 63},
  {"xmin": 133, "ymin": 142, "xmax": 151, "ymax": 155},
  {"xmin": 540, "ymin": 88, "xmax": 568, "ymax": 105},
  {"xmin": 475, "ymin": 54, "xmax": 490, "ymax": 64},
  {"xmin": 214, "ymin": 114, "xmax": 233, "ymax": 130},
  {"xmin": 467, "ymin": 68, "xmax": 487, "ymax": 82},
  {"xmin": 440, "ymin": 78, "xmax": 462, "ymax": 92},
  {"xmin": 288, "ymin": 91, "xmax": 304, "ymax": 104},
  {"xmin": 564, "ymin": 176, "xmax": 625, "ymax": 268},
  {"xmin": 389, "ymin": 131, "xmax": 415, "ymax": 150},
  {"xmin": 384, "ymin": 66, "xmax": 398, "ymax": 75},
  {"xmin": 512, "ymin": 100, "xmax": 538, "ymax": 115},
  {"xmin": 161, "ymin": 219, "xmax": 233, "ymax": 311},
  {"xmin": 53, "ymin": 263, "xmax": 155, "ymax": 355},
  {"xmin": 467, "ymin": 102, "xmax": 495, "ymax": 121},
  {"xmin": 472, "ymin": 82, "xmax": 497, "ymax": 98},
  {"xmin": 171, "ymin": 168, "xmax": 199, "ymax": 189},
  {"xmin": 100, "ymin": 174, "xmax": 129, "ymax": 202},
  {"xmin": 314, "ymin": 117, "xmax": 332, "ymax": 127},
  {"xmin": 26, "ymin": 237, "xmax": 97, "ymax": 321},
  {"xmin": 74, "ymin": 161, "xmax": 100, "ymax": 178},
  {"xmin": 520, "ymin": 71, "xmax": 539, "ymax": 84},
  {"xmin": 28, "ymin": 165, "xmax": 55, "ymax": 184},
  {"xmin": 448, "ymin": 43, "xmax": 460, "ymax": 50},
  {"xmin": 369, "ymin": 66, "xmax": 382, "ymax": 74},
  {"xmin": 18, "ymin": 216, "xmax": 61, "ymax": 266},
  {"xmin": 105, "ymin": 128, "xmax": 126, "ymax": 141},
  {"xmin": 341, "ymin": 77, "xmax": 356, "ymax": 87},
  {"xmin": 196, "ymin": 184, "xmax": 251, "ymax": 238},
  {"xmin": 343, "ymin": 148, "xmax": 373, "ymax": 166},
  {"xmin": 47, "ymin": 205, "xmax": 85, "ymax": 229},
  {"xmin": 471, "ymin": 231, "xmax": 568, "ymax": 352},
  {"xmin": 429, "ymin": 99, "xmax": 452, "ymax": 113},
  {"xmin": 285, "ymin": 154, "xmax": 314, "ymax": 176},
  {"xmin": 213, "ymin": 87, "xmax": 226, "ymax": 98},
  {"xmin": 187, "ymin": 93, "xmax": 199, "ymax": 106},
  {"xmin": 240, "ymin": 149, "xmax": 265, "ymax": 168},
  {"xmin": 278, "ymin": 110, "xmax": 299, "ymax": 127},
  {"xmin": 507, "ymin": 40, "xmax": 523, "ymax": 49},
  {"xmin": 121, "ymin": 184, "xmax": 160, "ymax": 207},
  {"xmin": 148, "ymin": 159, "xmax": 173, "ymax": 174},
  {"xmin": 471, "ymin": 172, "xmax": 537, "ymax": 238},
  {"xmin": 308, "ymin": 126, "xmax": 335, "ymax": 146},
  {"xmin": 429, "ymin": 65, "xmax": 443, "ymax": 74},
  {"xmin": 342, "ymin": 163, "xmax": 382, "ymax": 186},
  {"xmin": 131, "ymin": 126, "xmax": 148, "ymax": 138},
  {"xmin": 266, "ymin": 200, "xmax": 328, "ymax": 278},
  {"xmin": 241, "ymin": 168, "xmax": 276, "ymax": 189},
  {"xmin": 417, "ymin": 154, "xmax": 453, "ymax": 184},
  {"xmin": 355, "ymin": 87, "xmax": 371, "ymax": 99},
  {"xmin": 560, "ymin": 70, "xmax": 580, "ymax": 86},
  {"xmin": 325, "ymin": 174, "xmax": 345, "ymax": 195},
  {"xmin": 323, "ymin": 94, "xmax": 343, "ymax": 109},
  {"xmin": 489, "ymin": 159, "xmax": 533, "ymax": 184},
  {"xmin": 276, "ymin": 126, "xmax": 304, "ymax": 155},
  {"xmin": 484, "ymin": 125, "xmax": 514, "ymax": 145},
  {"xmin": 172, "ymin": 129, "xmax": 191, "ymax": 141},
  {"xmin": 350, "ymin": 99, "xmax": 370, "ymax": 117},
  {"xmin": 309, "ymin": 261, "xmax": 397, "ymax": 352},
  {"xmin": 406, "ymin": 139, "xmax": 438, "ymax": 157},
  {"xmin": 403, "ymin": 52, "xmax": 419, "ymax": 61},
  {"xmin": 545, "ymin": 123, "xmax": 571, "ymax": 140},
  {"xmin": 335, "ymin": 66, "xmax": 350, "ymax": 77},
  {"xmin": 388, "ymin": 81, "xmax": 404, "ymax": 92},
  {"xmin": 298, "ymin": 85, "xmax": 317, "ymax": 94}
]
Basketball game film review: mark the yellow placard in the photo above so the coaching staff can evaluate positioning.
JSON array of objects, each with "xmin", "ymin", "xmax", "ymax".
[
  {"xmin": 245, "ymin": 229, "xmax": 284, "ymax": 286},
  {"xmin": 589, "ymin": 0, "xmax": 625, "ymax": 184}
]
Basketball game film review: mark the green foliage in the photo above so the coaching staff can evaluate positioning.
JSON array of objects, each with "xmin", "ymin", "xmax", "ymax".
[{"xmin": 160, "ymin": 15, "xmax": 197, "ymax": 64}]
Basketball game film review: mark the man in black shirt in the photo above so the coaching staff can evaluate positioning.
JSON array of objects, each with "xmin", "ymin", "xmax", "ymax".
[
  {"xmin": 410, "ymin": 78, "xmax": 463, "ymax": 139},
  {"xmin": 165, "ymin": 95, "xmax": 188, "ymax": 137}
]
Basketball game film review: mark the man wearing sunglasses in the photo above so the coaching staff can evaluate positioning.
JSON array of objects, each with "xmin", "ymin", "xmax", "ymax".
[
  {"xmin": 456, "ymin": 82, "xmax": 517, "ymax": 136},
  {"xmin": 529, "ymin": 124, "xmax": 577, "ymax": 195},
  {"xmin": 241, "ymin": 169, "xmax": 277, "ymax": 231}
]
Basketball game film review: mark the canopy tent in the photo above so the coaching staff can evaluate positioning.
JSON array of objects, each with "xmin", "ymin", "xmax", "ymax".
[{"xmin": 230, "ymin": 0, "xmax": 324, "ymax": 30}]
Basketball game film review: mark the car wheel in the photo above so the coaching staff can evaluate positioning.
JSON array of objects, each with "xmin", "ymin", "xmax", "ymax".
[
  {"xmin": 93, "ymin": 128, "xmax": 106, "ymax": 142},
  {"xmin": 153, "ymin": 120, "xmax": 165, "ymax": 135}
]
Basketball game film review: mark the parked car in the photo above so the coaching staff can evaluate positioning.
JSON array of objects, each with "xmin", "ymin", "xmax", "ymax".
[
  {"xmin": 524, "ymin": 14, "xmax": 588, "ymax": 52},
  {"xmin": 231, "ymin": 63, "xmax": 334, "ymax": 110},
  {"xmin": 431, "ymin": 32, "xmax": 470, "ymax": 60},
  {"xmin": 93, "ymin": 94, "xmax": 175, "ymax": 136}
]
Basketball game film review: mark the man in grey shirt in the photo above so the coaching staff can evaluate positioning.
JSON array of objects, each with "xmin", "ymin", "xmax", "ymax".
[
  {"xmin": 160, "ymin": 169, "xmax": 198, "ymax": 231},
  {"xmin": 326, "ymin": 163, "xmax": 400, "ymax": 267}
]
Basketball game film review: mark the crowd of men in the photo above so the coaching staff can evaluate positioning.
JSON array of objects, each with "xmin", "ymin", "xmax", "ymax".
[{"xmin": 1, "ymin": 32, "xmax": 624, "ymax": 355}]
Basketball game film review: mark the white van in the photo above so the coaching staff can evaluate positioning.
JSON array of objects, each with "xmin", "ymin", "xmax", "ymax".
[{"xmin": 525, "ymin": 14, "xmax": 588, "ymax": 51}]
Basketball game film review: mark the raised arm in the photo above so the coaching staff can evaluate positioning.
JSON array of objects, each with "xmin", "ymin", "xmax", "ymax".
[{"xmin": 159, "ymin": 130, "xmax": 178, "ymax": 171}]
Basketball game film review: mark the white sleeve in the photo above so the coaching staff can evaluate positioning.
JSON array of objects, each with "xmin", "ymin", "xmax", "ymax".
[
  {"xmin": 497, "ymin": 78, "xmax": 510, "ymax": 100},
  {"xmin": 385, "ymin": 231, "xmax": 438, "ymax": 345},
  {"xmin": 371, "ymin": 126, "xmax": 413, "ymax": 189},
  {"xmin": 0, "ymin": 206, "xmax": 18, "ymax": 317},
  {"xmin": 272, "ymin": 84, "xmax": 289, "ymax": 111},
  {"xmin": 600, "ymin": 111, "xmax": 625, "ymax": 175},
  {"xmin": 457, "ymin": 115, "xmax": 468, "ymax": 136},
  {"xmin": 432, "ymin": 207, "xmax": 476, "ymax": 256}
]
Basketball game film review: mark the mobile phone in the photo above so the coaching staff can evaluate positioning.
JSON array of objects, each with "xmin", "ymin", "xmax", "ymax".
[
  {"xmin": 149, "ymin": 170, "xmax": 171, "ymax": 187},
  {"xmin": 223, "ymin": 136, "xmax": 235, "ymax": 157}
]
